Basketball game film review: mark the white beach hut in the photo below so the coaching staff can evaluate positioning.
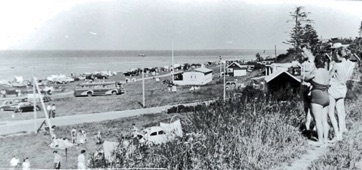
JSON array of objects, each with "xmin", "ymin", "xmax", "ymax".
[{"xmin": 173, "ymin": 67, "xmax": 213, "ymax": 85}]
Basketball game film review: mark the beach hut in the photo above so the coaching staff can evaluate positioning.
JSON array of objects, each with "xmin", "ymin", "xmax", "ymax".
[
  {"xmin": 226, "ymin": 62, "xmax": 248, "ymax": 77},
  {"xmin": 264, "ymin": 70, "xmax": 301, "ymax": 100},
  {"xmin": 173, "ymin": 67, "xmax": 213, "ymax": 85}
]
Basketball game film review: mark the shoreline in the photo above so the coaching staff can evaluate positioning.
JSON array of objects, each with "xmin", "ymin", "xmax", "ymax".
[{"xmin": 0, "ymin": 49, "xmax": 281, "ymax": 81}]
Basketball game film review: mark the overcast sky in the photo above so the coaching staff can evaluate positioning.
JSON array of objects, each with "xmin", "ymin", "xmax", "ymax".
[{"xmin": 0, "ymin": 0, "xmax": 361, "ymax": 50}]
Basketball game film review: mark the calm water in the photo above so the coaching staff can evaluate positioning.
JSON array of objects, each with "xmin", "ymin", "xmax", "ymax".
[{"xmin": 0, "ymin": 49, "xmax": 283, "ymax": 81}]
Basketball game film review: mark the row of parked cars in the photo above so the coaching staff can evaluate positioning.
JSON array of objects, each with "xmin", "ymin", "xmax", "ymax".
[
  {"xmin": 0, "ymin": 96, "xmax": 50, "ymax": 113},
  {"xmin": 46, "ymin": 73, "xmax": 110, "ymax": 84}
]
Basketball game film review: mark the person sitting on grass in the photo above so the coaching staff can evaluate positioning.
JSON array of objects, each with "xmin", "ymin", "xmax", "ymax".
[
  {"xmin": 22, "ymin": 157, "xmax": 30, "ymax": 170},
  {"xmin": 10, "ymin": 155, "xmax": 19, "ymax": 169},
  {"xmin": 303, "ymin": 51, "xmax": 330, "ymax": 147},
  {"xmin": 95, "ymin": 131, "xmax": 103, "ymax": 145}
]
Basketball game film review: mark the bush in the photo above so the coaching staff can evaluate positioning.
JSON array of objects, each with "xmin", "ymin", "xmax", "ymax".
[
  {"xmin": 167, "ymin": 104, "xmax": 205, "ymax": 114},
  {"xmin": 98, "ymin": 99, "xmax": 307, "ymax": 169}
]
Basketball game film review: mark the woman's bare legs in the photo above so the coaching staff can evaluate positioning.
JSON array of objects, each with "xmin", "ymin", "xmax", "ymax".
[
  {"xmin": 328, "ymin": 95, "xmax": 341, "ymax": 140},
  {"xmin": 311, "ymin": 103, "xmax": 324, "ymax": 145},
  {"xmin": 305, "ymin": 109, "xmax": 312, "ymax": 130},
  {"xmin": 336, "ymin": 99, "xmax": 347, "ymax": 133},
  {"xmin": 322, "ymin": 106, "xmax": 329, "ymax": 144}
]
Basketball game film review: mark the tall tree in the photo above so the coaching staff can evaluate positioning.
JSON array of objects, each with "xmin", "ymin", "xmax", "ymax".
[
  {"xmin": 302, "ymin": 24, "xmax": 319, "ymax": 52},
  {"xmin": 284, "ymin": 6, "xmax": 313, "ymax": 51},
  {"xmin": 255, "ymin": 53, "xmax": 263, "ymax": 62},
  {"xmin": 359, "ymin": 21, "xmax": 362, "ymax": 37}
]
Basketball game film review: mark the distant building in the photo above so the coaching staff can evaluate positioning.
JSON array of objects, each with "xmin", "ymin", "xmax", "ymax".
[
  {"xmin": 261, "ymin": 58, "xmax": 275, "ymax": 65},
  {"xmin": 173, "ymin": 67, "xmax": 213, "ymax": 85},
  {"xmin": 264, "ymin": 61, "xmax": 301, "ymax": 77},
  {"xmin": 227, "ymin": 62, "xmax": 248, "ymax": 77}
]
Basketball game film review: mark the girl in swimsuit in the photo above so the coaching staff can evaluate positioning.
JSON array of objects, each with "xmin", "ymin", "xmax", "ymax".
[
  {"xmin": 304, "ymin": 52, "xmax": 330, "ymax": 146},
  {"xmin": 328, "ymin": 44, "xmax": 355, "ymax": 142}
]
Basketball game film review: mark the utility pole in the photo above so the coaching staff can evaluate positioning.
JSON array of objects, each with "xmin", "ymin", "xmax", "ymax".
[
  {"xmin": 223, "ymin": 61, "xmax": 226, "ymax": 102},
  {"xmin": 171, "ymin": 41, "xmax": 174, "ymax": 83},
  {"xmin": 32, "ymin": 67, "xmax": 37, "ymax": 134},
  {"xmin": 219, "ymin": 56, "xmax": 222, "ymax": 78},
  {"xmin": 139, "ymin": 54, "xmax": 146, "ymax": 107},
  {"xmin": 34, "ymin": 77, "xmax": 53, "ymax": 137},
  {"xmin": 274, "ymin": 45, "xmax": 277, "ymax": 58}
]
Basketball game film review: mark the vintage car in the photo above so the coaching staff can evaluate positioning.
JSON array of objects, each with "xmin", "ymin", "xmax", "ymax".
[
  {"xmin": 14, "ymin": 102, "xmax": 41, "ymax": 113},
  {"xmin": 138, "ymin": 119, "xmax": 183, "ymax": 145},
  {"xmin": 0, "ymin": 100, "xmax": 19, "ymax": 111}
]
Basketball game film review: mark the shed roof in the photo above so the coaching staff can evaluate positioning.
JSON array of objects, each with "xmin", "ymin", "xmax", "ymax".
[
  {"xmin": 194, "ymin": 67, "xmax": 213, "ymax": 74},
  {"xmin": 264, "ymin": 70, "xmax": 301, "ymax": 83},
  {"xmin": 227, "ymin": 62, "xmax": 248, "ymax": 69}
]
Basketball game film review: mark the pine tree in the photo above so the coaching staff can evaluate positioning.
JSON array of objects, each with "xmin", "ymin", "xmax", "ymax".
[
  {"xmin": 359, "ymin": 21, "xmax": 362, "ymax": 37},
  {"xmin": 302, "ymin": 24, "xmax": 319, "ymax": 52},
  {"xmin": 284, "ymin": 6, "xmax": 313, "ymax": 51}
]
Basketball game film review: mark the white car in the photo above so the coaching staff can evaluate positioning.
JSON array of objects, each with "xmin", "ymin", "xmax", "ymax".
[{"xmin": 139, "ymin": 119, "xmax": 183, "ymax": 145}]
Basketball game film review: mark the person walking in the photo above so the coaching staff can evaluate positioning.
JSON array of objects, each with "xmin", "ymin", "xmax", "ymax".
[
  {"xmin": 328, "ymin": 43, "xmax": 355, "ymax": 142},
  {"xmin": 77, "ymin": 150, "xmax": 87, "ymax": 169},
  {"xmin": 53, "ymin": 151, "xmax": 61, "ymax": 169},
  {"xmin": 303, "ymin": 51, "xmax": 330, "ymax": 147},
  {"xmin": 51, "ymin": 104, "xmax": 56, "ymax": 118},
  {"xmin": 47, "ymin": 104, "xmax": 52, "ymax": 119}
]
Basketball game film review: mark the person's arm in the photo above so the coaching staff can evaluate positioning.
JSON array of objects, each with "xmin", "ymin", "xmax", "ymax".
[{"xmin": 304, "ymin": 68, "xmax": 316, "ymax": 82}]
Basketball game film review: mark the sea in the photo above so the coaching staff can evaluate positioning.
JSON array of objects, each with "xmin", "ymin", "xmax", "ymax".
[{"xmin": 0, "ymin": 49, "xmax": 284, "ymax": 81}]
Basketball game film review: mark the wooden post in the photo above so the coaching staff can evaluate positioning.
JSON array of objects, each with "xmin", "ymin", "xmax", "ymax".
[
  {"xmin": 33, "ymin": 67, "xmax": 37, "ymax": 134},
  {"xmin": 223, "ymin": 61, "xmax": 226, "ymax": 102},
  {"xmin": 274, "ymin": 45, "xmax": 277, "ymax": 58}
]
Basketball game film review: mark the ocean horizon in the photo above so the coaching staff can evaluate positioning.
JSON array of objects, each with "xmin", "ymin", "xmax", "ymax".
[{"xmin": 0, "ymin": 49, "xmax": 285, "ymax": 81}]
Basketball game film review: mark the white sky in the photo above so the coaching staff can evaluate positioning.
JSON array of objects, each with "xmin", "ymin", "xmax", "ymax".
[{"xmin": 0, "ymin": 0, "xmax": 361, "ymax": 50}]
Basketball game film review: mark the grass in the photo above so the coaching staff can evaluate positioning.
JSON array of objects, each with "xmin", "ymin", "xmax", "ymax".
[
  {"xmin": 0, "ymin": 64, "xmax": 310, "ymax": 169},
  {"xmin": 0, "ymin": 98, "xmax": 309, "ymax": 169},
  {"xmin": 98, "ymin": 98, "xmax": 308, "ymax": 169},
  {"xmin": 0, "ymin": 111, "xmax": 183, "ymax": 169}
]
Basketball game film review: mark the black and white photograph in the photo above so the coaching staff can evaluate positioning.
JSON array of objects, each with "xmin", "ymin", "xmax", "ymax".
[{"xmin": 0, "ymin": 0, "xmax": 362, "ymax": 169}]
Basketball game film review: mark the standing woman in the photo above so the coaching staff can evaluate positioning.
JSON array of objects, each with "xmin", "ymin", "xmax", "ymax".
[
  {"xmin": 328, "ymin": 43, "xmax": 355, "ymax": 141},
  {"xmin": 303, "ymin": 50, "xmax": 330, "ymax": 146}
]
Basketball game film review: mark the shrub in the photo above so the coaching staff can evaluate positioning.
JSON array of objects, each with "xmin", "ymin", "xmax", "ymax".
[{"xmin": 96, "ymin": 99, "xmax": 307, "ymax": 169}]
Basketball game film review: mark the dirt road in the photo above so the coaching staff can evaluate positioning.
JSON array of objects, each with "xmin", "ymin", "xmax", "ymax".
[{"xmin": 0, "ymin": 101, "xmax": 204, "ymax": 136}]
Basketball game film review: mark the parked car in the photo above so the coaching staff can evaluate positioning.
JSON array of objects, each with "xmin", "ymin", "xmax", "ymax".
[
  {"xmin": 25, "ymin": 95, "xmax": 52, "ymax": 103},
  {"xmin": 93, "ymin": 73, "xmax": 109, "ymax": 80},
  {"xmin": 14, "ymin": 102, "xmax": 41, "ymax": 113},
  {"xmin": 139, "ymin": 119, "xmax": 183, "ymax": 145},
  {"xmin": 0, "ymin": 98, "xmax": 27, "ymax": 111},
  {"xmin": 0, "ymin": 100, "xmax": 18, "ymax": 111}
]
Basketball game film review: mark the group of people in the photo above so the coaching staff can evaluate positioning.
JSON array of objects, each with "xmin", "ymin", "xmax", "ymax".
[
  {"xmin": 51, "ymin": 128, "xmax": 89, "ymax": 169},
  {"xmin": 52, "ymin": 150, "xmax": 87, "ymax": 169},
  {"xmin": 10, "ymin": 156, "xmax": 30, "ymax": 170},
  {"xmin": 71, "ymin": 129, "xmax": 88, "ymax": 145},
  {"xmin": 47, "ymin": 103, "xmax": 56, "ymax": 118},
  {"xmin": 302, "ymin": 42, "xmax": 356, "ymax": 146}
]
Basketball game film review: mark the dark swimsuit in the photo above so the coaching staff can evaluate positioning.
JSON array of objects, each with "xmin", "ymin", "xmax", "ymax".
[{"xmin": 310, "ymin": 80, "xmax": 330, "ymax": 107}]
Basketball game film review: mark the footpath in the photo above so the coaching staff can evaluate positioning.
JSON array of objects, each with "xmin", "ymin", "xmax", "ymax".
[{"xmin": 0, "ymin": 101, "xmax": 206, "ymax": 136}]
